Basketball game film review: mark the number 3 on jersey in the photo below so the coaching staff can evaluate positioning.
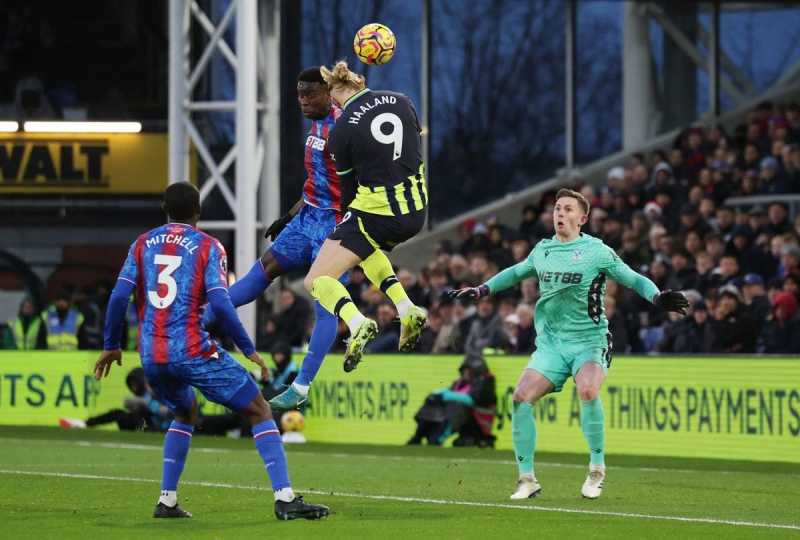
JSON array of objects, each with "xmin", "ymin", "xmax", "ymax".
[
  {"xmin": 148, "ymin": 254, "xmax": 182, "ymax": 309},
  {"xmin": 371, "ymin": 112, "xmax": 403, "ymax": 160}
]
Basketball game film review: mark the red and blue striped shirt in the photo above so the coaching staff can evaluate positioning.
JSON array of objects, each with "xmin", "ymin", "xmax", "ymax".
[
  {"xmin": 302, "ymin": 105, "xmax": 342, "ymax": 216},
  {"xmin": 118, "ymin": 223, "xmax": 228, "ymax": 364}
]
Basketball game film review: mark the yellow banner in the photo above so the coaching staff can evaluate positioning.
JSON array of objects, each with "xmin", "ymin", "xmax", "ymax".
[
  {"xmin": 0, "ymin": 352, "xmax": 798, "ymax": 463},
  {"xmin": 0, "ymin": 133, "xmax": 189, "ymax": 194}
]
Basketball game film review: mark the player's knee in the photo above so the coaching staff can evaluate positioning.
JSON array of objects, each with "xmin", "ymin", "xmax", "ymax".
[
  {"xmin": 303, "ymin": 274, "xmax": 316, "ymax": 293},
  {"xmin": 512, "ymin": 386, "xmax": 534, "ymax": 403},
  {"xmin": 261, "ymin": 252, "xmax": 283, "ymax": 280},
  {"xmin": 242, "ymin": 394, "xmax": 272, "ymax": 424},
  {"xmin": 577, "ymin": 384, "xmax": 599, "ymax": 401}
]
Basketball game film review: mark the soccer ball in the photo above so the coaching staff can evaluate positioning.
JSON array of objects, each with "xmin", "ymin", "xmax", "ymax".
[
  {"xmin": 280, "ymin": 410, "xmax": 305, "ymax": 433},
  {"xmin": 353, "ymin": 23, "xmax": 396, "ymax": 65}
]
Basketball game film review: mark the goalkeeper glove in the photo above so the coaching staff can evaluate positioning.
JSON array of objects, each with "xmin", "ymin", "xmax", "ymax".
[
  {"xmin": 264, "ymin": 213, "xmax": 292, "ymax": 241},
  {"xmin": 446, "ymin": 284, "xmax": 490, "ymax": 301},
  {"xmin": 653, "ymin": 289, "xmax": 689, "ymax": 315}
]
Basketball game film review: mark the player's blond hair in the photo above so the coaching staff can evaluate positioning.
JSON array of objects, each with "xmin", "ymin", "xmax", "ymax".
[
  {"xmin": 320, "ymin": 60, "xmax": 366, "ymax": 92},
  {"xmin": 555, "ymin": 188, "xmax": 591, "ymax": 215}
]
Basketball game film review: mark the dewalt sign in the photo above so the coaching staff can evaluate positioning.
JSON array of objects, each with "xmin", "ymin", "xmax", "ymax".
[{"xmin": 0, "ymin": 133, "xmax": 187, "ymax": 194}]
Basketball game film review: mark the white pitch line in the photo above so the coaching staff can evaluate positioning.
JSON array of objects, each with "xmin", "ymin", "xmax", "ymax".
[
  {"xmin": 2, "ymin": 437, "xmax": 798, "ymax": 476},
  {"xmin": 0, "ymin": 469, "xmax": 797, "ymax": 531}
]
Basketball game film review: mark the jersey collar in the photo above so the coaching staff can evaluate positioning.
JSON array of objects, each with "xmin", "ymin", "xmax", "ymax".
[{"xmin": 343, "ymin": 87, "xmax": 370, "ymax": 109}]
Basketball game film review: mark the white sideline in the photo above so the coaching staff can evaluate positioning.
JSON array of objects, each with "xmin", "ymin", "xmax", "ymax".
[
  {"xmin": 0, "ymin": 468, "xmax": 797, "ymax": 531},
  {"xmin": 2, "ymin": 436, "xmax": 799, "ymax": 476}
]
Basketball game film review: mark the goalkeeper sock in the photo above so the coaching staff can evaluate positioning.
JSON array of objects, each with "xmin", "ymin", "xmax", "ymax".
[
  {"xmin": 253, "ymin": 420, "xmax": 293, "ymax": 498},
  {"xmin": 311, "ymin": 275, "xmax": 366, "ymax": 334},
  {"xmin": 229, "ymin": 260, "xmax": 271, "ymax": 306},
  {"xmin": 295, "ymin": 302, "xmax": 337, "ymax": 386},
  {"xmin": 160, "ymin": 421, "xmax": 193, "ymax": 501},
  {"xmin": 512, "ymin": 401, "xmax": 536, "ymax": 476},
  {"xmin": 361, "ymin": 250, "xmax": 413, "ymax": 317},
  {"xmin": 580, "ymin": 398, "xmax": 606, "ymax": 467}
]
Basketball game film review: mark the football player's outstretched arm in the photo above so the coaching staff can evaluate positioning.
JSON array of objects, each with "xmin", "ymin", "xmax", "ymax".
[
  {"xmin": 450, "ymin": 255, "xmax": 538, "ymax": 300},
  {"xmin": 602, "ymin": 247, "xmax": 689, "ymax": 315}
]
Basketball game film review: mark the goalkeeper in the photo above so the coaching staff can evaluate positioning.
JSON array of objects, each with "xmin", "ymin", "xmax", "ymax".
[{"xmin": 450, "ymin": 189, "xmax": 688, "ymax": 501}]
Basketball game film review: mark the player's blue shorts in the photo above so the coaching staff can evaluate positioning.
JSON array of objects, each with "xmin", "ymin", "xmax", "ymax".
[
  {"xmin": 143, "ymin": 349, "xmax": 259, "ymax": 415},
  {"xmin": 271, "ymin": 204, "xmax": 339, "ymax": 272}
]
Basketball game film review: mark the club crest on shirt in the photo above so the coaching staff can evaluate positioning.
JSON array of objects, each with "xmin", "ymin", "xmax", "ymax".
[{"xmin": 572, "ymin": 250, "xmax": 582, "ymax": 262}]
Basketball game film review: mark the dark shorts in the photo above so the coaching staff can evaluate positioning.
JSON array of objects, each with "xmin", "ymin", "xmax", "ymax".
[
  {"xmin": 143, "ymin": 350, "xmax": 259, "ymax": 415},
  {"xmin": 329, "ymin": 208, "xmax": 426, "ymax": 260}
]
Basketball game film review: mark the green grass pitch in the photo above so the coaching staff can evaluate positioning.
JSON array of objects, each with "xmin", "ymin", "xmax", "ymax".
[{"xmin": 0, "ymin": 426, "xmax": 798, "ymax": 539}]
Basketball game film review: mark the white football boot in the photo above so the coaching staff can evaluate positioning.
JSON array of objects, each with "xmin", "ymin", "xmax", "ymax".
[
  {"xmin": 581, "ymin": 465, "xmax": 606, "ymax": 499},
  {"xmin": 509, "ymin": 474, "xmax": 542, "ymax": 500}
]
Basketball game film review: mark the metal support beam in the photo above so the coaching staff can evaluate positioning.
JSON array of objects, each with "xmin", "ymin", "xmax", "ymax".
[
  {"xmin": 623, "ymin": 2, "xmax": 658, "ymax": 150},
  {"xmin": 168, "ymin": 0, "xmax": 189, "ymax": 184},
  {"xmin": 260, "ymin": 0, "xmax": 281, "ymax": 257},
  {"xmin": 169, "ymin": 0, "xmax": 277, "ymax": 339},
  {"xmin": 646, "ymin": 3, "xmax": 747, "ymax": 105},
  {"xmin": 565, "ymin": 0, "xmax": 577, "ymax": 167},
  {"xmin": 235, "ymin": 0, "xmax": 258, "ymax": 336},
  {"xmin": 708, "ymin": 0, "xmax": 720, "ymax": 117},
  {"xmin": 421, "ymin": 0, "xmax": 431, "ymax": 229}
]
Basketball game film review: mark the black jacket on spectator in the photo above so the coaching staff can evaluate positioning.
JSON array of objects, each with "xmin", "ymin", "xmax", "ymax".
[
  {"xmin": 758, "ymin": 314, "xmax": 800, "ymax": 354},
  {"xmin": 656, "ymin": 317, "xmax": 714, "ymax": 354},
  {"xmin": 745, "ymin": 295, "xmax": 771, "ymax": 332},
  {"xmin": 463, "ymin": 314, "xmax": 507, "ymax": 355},
  {"xmin": 276, "ymin": 296, "xmax": 311, "ymax": 348},
  {"xmin": 709, "ymin": 309, "xmax": 757, "ymax": 353}
]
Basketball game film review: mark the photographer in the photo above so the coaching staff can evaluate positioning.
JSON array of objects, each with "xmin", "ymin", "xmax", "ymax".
[{"xmin": 407, "ymin": 352, "xmax": 497, "ymax": 448}]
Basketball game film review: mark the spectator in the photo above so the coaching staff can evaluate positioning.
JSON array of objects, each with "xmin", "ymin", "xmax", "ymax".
[
  {"xmin": 510, "ymin": 238, "xmax": 531, "ymax": 264},
  {"xmin": 59, "ymin": 368, "xmax": 171, "ymax": 431},
  {"xmin": 43, "ymin": 289, "xmax": 84, "ymax": 350},
  {"xmin": 261, "ymin": 341, "xmax": 299, "ymax": 402},
  {"xmin": 365, "ymin": 303, "xmax": 400, "ymax": 352},
  {"xmin": 345, "ymin": 266, "xmax": 369, "ymax": 309},
  {"xmin": 670, "ymin": 251, "xmax": 698, "ymax": 291},
  {"xmin": 709, "ymin": 288, "xmax": 757, "ymax": 353},
  {"xmin": 605, "ymin": 295, "xmax": 631, "ymax": 353},
  {"xmin": 656, "ymin": 301, "xmax": 713, "ymax": 353},
  {"xmin": 397, "ymin": 268, "xmax": 429, "ymax": 308},
  {"xmin": 514, "ymin": 304, "xmax": 535, "ymax": 354},
  {"xmin": 519, "ymin": 278, "xmax": 538, "ymax": 308},
  {"xmin": 741, "ymin": 273, "xmax": 771, "ymax": 332},
  {"xmin": 417, "ymin": 307, "xmax": 442, "ymax": 353},
  {"xmin": 256, "ymin": 315, "xmax": 281, "ymax": 352},
  {"xmin": 463, "ymin": 296, "xmax": 507, "ymax": 355},
  {"xmin": 5, "ymin": 298, "xmax": 46, "ymax": 350},
  {"xmin": 518, "ymin": 204, "xmax": 541, "ymax": 241},
  {"xmin": 759, "ymin": 156, "xmax": 788, "ymax": 194},
  {"xmin": 447, "ymin": 254, "xmax": 470, "ymax": 287},
  {"xmin": 709, "ymin": 253, "xmax": 742, "ymax": 290},
  {"xmin": 678, "ymin": 203, "xmax": 712, "ymax": 238},
  {"xmin": 715, "ymin": 205, "xmax": 736, "ymax": 240},
  {"xmin": 275, "ymin": 289, "xmax": 311, "ymax": 348},
  {"xmin": 74, "ymin": 286, "xmax": 103, "ymax": 350},
  {"xmin": 766, "ymin": 202, "xmax": 792, "ymax": 236},
  {"xmin": 780, "ymin": 245, "xmax": 800, "ymax": 280},
  {"xmin": 758, "ymin": 291, "xmax": 800, "ymax": 354},
  {"xmin": 487, "ymin": 225, "xmax": 513, "ymax": 269}
]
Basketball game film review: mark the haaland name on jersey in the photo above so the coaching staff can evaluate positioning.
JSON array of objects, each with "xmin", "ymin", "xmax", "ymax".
[
  {"xmin": 347, "ymin": 95, "xmax": 398, "ymax": 125},
  {"xmin": 144, "ymin": 232, "xmax": 199, "ymax": 254}
]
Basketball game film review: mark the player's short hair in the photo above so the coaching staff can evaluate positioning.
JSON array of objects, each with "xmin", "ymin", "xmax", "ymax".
[
  {"xmin": 297, "ymin": 66, "xmax": 327, "ymax": 86},
  {"xmin": 320, "ymin": 60, "xmax": 366, "ymax": 92},
  {"xmin": 163, "ymin": 182, "xmax": 200, "ymax": 222},
  {"xmin": 555, "ymin": 188, "xmax": 590, "ymax": 215}
]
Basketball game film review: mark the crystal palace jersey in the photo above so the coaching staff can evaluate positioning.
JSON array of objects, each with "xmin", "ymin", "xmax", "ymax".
[
  {"xmin": 117, "ymin": 223, "xmax": 228, "ymax": 364},
  {"xmin": 302, "ymin": 105, "xmax": 343, "ymax": 212}
]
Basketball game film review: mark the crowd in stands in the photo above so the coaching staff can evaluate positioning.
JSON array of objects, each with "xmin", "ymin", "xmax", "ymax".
[
  {"xmin": 4, "ymin": 101, "xmax": 800, "ymax": 357},
  {"xmin": 311, "ymin": 100, "xmax": 800, "ymax": 356}
]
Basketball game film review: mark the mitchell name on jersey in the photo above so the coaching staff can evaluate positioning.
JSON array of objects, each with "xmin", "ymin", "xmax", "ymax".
[{"xmin": 346, "ymin": 94, "xmax": 399, "ymax": 125}]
